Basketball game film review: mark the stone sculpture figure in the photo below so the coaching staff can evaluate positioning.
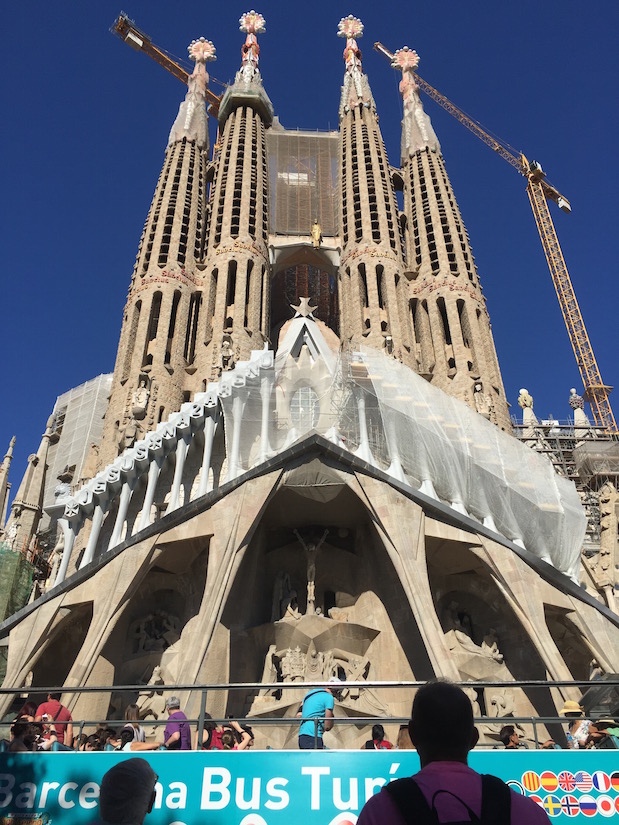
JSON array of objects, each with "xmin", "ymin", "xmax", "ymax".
[
  {"xmin": 220, "ymin": 338, "xmax": 235, "ymax": 372},
  {"xmin": 280, "ymin": 646, "xmax": 305, "ymax": 681},
  {"xmin": 136, "ymin": 665, "xmax": 167, "ymax": 720},
  {"xmin": 271, "ymin": 571, "xmax": 297, "ymax": 621},
  {"xmin": 293, "ymin": 528, "xmax": 328, "ymax": 615},
  {"xmin": 132, "ymin": 611, "xmax": 180, "ymax": 654},
  {"xmin": 132, "ymin": 377, "xmax": 150, "ymax": 420},
  {"xmin": 481, "ymin": 628, "xmax": 504, "ymax": 663},
  {"xmin": 473, "ymin": 380, "xmax": 491, "ymax": 420},
  {"xmin": 118, "ymin": 418, "xmax": 144, "ymax": 453},
  {"xmin": 311, "ymin": 219, "xmax": 322, "ymax": 248}
]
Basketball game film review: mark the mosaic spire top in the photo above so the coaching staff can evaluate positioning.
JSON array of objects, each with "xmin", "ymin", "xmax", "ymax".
[
  {"xmin": 239, "ymin": 10, "xmax": 266, "ymax": 79},
  {"xmin": 392, "ymin": 46, "xmax": 440, "ymax": 159},
  {"xmin": 337, "ymin": 15, "xmax": 375, "ymax": 119},
  {"xmin": 167, "ymin": 36, "xmax": 215, "ymax": 150}
]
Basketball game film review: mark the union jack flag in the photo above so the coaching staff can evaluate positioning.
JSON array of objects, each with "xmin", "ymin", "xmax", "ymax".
[
  {"xmin": 558, "ymin": 771, "xmax": 576, "ymax": 791},
  {"xmin": 573, "ymin": 771, "xmax": 593, "ymax": 792},
  {"xmin": 561, "ymin": 795, "xmax": 580, "ymax": 817}
]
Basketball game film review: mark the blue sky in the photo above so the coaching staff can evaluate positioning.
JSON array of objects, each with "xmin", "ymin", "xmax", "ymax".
[{"xmin": 1, "ymin": 0, "xmax": 617, "ymax": 496}]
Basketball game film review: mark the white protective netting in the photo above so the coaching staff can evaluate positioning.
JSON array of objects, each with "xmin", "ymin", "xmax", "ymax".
[
  {"xmin": 353, "ymin": 347, "xmax": 585, "ymax": 580},
  {"xmin": 219, "ymin": 341, "xmax": 585, "ymax": 580}
]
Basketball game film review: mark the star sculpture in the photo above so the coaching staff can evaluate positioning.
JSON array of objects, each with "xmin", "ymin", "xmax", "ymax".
[
  {"xmin": 291, "ymin": 297, "xmax": 318, "ymax": 319},
  {"xmin": 188, "ymin": 37, "xmax": 216, "ymax": 64}
]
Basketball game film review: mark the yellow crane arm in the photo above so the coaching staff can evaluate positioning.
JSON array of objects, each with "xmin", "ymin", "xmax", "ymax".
[
  {"xmin": 112, "ymin": 13, "xmax": 221, "ymax": 116},
  {"xmin": 374, "ymin": 42, "xmax": 616, "ymax": 433},
  {"xmin": 527, "ymin": 181, "xmax": 617, "ymax": 432}
]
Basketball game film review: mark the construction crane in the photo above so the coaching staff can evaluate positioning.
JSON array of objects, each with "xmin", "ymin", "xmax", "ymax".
[
  {"xmin": 111, "ymin": 12, "xmax": 222, "ymax": 116},
  {"xmin": 374, "ymin": 42, "xmax": 616, "ymax": 434}
]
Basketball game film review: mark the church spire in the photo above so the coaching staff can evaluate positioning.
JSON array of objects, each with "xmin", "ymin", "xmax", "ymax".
[
  {"xmin": 391, "ymin": 47, "xmax": 440, "ymax": 161},
  {"xmin": 239, "ymin": 10, "xmax": 265, "ymax": 82},
  {"xmin": 395, "ymin": 45, "xmax": 511, "ymax": 428},
  {"xmin": 218, "ymin": 10, "xmax": 273, "ymax": 125},
  {"xmin": 0, "ymin": 436, "xmax": 15, "ymax": 530},
  {"xmin": 167, "ymin": 37, "xmax": 216, "ymax": 151},
  {"xmin": 338, "ymin": 15, "xmax": 376, "ymax": 120},
  {"xmin": 4, "ymin": 420, "xmax": 53, "ymax": 551}
]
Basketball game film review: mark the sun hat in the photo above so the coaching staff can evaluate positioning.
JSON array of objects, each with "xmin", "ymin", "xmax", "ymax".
[{"xmin": 560, "ymin": 700, "xmax": 584, "ymax": 715}]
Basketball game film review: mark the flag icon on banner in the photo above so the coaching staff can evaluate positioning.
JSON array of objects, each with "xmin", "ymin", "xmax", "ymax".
[
  {"xmin": 558, "ymin": 771, "xmax": 575, "ymax": 792},
  {"xmin": 573, "ymin": 771, "xmax": 593, "ymax": 792},
  {"xmin": 540, "ymin": 771, "xmax": 558, "ymax": 792},
  {"xmin": 610, "ymin": 771, "xmax": 619, "ymax": 793},
  {"xmin": 561, "ymin": 795, "xmax": 580, "ymax": 817},
  {"xmin": 592, "ymin": 771, "xmax": 611, "ymax": 792},
  {"xmin": 529, "ymin": 795, "xmax": 544, "ymax": 808},
  {"xmin": 597, "ymin": 796, "xmax": 614, "ymax": 818},
  {"xmin": 522, "ymin": 771, "xmax": 540, "ymax": 792},
  {"xmin": 543, "ymin": 795, "xmax": 562, "ymax": 817},
  {"xmin": 579, "ymin": 795, "xmax": 598, "ymax": 817}
]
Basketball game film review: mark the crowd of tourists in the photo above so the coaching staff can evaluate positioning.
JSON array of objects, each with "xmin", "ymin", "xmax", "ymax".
[{"xmin": 2, "ymin": 688, "xmax": 617, "ymax": 753}]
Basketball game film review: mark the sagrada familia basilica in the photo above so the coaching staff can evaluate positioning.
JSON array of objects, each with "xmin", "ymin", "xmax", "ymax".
[{"xmin": 0, "ymin": 13, "xmax": 617, "ymax": 747}]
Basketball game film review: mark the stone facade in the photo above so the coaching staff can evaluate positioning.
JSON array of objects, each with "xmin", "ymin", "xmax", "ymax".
[{"xmin": 1, "ymin": 14, "xmax": 617, "ymax": 749}]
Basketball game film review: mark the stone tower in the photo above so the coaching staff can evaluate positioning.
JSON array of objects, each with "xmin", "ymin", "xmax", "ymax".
[
  {"xmin": 196, "ymin": 12, "xmax": 273, "ymax": 382},
  {"xmin": 392, "ymin": 47, "xmax": 511, "ymax": 430},
  {"xmin": 98, "ymin": 37, "xmax": 216, "ymax": 468},
  {"xmin": 3, "ymin": 420, "xmax": 53, "ymax": 553},
  {"xmin": 337, "ymin": 17, "xmax": 415, "ymax": 366}
]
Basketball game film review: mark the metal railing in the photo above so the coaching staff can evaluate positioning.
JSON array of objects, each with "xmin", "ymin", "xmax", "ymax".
[{"xmin": 2, "ymin": 678, "xmax": 617, "ymax": 751}]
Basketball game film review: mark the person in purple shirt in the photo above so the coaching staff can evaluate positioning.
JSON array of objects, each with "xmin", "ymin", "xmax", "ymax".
[
  {"xmin": 163, "ymin": 696, "xmax": 191, "ymax": 750},
  {"xmin": 357, "ymin": 680, "xmax": 550, "ymax": 824}
]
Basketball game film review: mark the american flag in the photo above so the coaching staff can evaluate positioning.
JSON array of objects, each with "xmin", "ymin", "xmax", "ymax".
[
  {"xmin": 558, "ymin": 771, "xmax": 576, "ymax": 792},
  {"xmin": 573, "ymin": 771, "xmax": 593, "ymax": 792}
]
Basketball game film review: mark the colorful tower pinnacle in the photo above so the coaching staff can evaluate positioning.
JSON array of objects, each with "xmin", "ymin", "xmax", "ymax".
[
  {"xmin": 97, "ymin": 35, "xmax": 215, "ymax": 467},
  {"xmin": 337, "ymin": 16, "xmax": 415, "ymax": 364},
  {"xmin": 197, "ymin": 11, "xmax": 273, "ymax": 380},
  {"xmin": 394, "ymin": 47, "xmax": 511, "ymax": 428}
]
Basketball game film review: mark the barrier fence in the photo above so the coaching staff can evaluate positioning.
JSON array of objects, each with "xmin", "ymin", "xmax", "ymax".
[
  {"xmin": 2, "ymin": 677, "xmax": 617, "ymax": 750},
  {"xmin": 0, "ymin": 680, "xmax": 618, "ymax": 823}
]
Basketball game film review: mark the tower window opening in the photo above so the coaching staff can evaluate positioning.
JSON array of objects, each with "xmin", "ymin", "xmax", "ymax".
[
  {"xmin": 226, "ymin": 260, "xmax": 237, "ymax": 324},
  {"xmin": 376, "ymin": 265, "xmax": 385, "ymax": 309},
  {"xmin": 157, "ymin": 406, "xmax": 165, "ymax": 423},
  {"xmin": 142, "ymin": 291, "xmax": 162, "ymax": 367},
  {"xmin": 410, "ymin": 298, "xmax": 420, "ymax": 345},
  {"xmin": 164, "ymin": 290, "xmax": 181, "ymax": 365},
  {"xmin": 244, "ymin": 260, "xmax": 254, "ymax": 328},
  {"xmin": 184, "ymin": 291, "xmax": 202, "ymax": 363},
  {"xmin": 359, "ymin": 263, "xmax": 369, "ymax": 309},
  {"xmin": 437, "ymin": 297, "xmax": 452, "ymax": 345},
  {"xmin": 122, "ymin": 300, "xmax": 141, "ymax": 382}
]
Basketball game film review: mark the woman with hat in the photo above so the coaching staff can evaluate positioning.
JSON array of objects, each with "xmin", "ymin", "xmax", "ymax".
[{"xmin": 560, "ymin": 700, "xmax": 590, "ymax": 749}]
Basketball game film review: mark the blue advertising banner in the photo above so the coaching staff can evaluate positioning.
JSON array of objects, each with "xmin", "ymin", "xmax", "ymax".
[{"xmin": 0, "ymin": 750, "xmax": 617, "ymax": 823}]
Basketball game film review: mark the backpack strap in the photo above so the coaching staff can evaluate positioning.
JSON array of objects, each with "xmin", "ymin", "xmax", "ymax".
[
  {"xmin": 385, "ymin": 777, "xmax": 437, "ymax": 825},
  {"xmin": 480, "ymin": 774, "xmax": 511, "ymax": 823},
  {"xmin": 385, "ymin": 774, "xmax": 511, "ymax": 825}
]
